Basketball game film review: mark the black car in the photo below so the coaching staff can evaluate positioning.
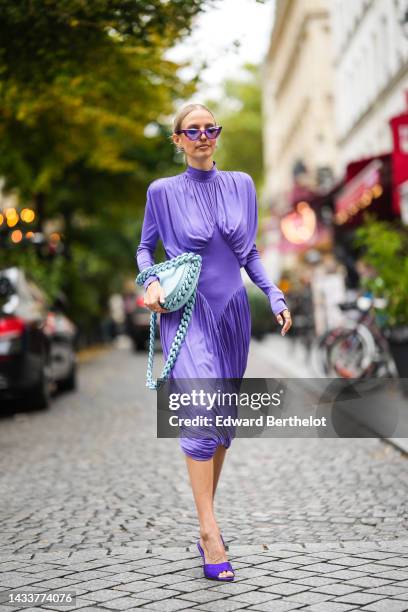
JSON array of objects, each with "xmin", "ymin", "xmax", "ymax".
[{"xmin": 0, "ymin": 267, "xmax": 77, "ymax": 410}]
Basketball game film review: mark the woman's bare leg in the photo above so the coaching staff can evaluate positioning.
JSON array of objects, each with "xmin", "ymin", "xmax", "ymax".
[
  {"xmin": 212, "ymin": 445, "xmax": 227, "ymax": 499},
  {"xmin": 185, "ymin": 452, "xmax": 233, "ymax": 578}
]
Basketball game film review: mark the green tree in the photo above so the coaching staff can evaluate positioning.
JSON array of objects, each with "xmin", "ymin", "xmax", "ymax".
[
  {"xmin": 354, "ymin": 215, "xmax": 408, "ymax": 327},
  {"xmin": 0, "ymin": 0, "xmax": 207, "ymax": 218},
  {"xmin": 206, "ymin": 63, "xmax": 264, "ymax": 189},
  {"xmin": 0, "ymin": 0, "xmax": 209, "ymax": 331}
]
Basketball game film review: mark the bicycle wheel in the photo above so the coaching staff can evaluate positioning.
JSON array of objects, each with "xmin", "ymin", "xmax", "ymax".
[
  {"xmin": 310, "ymin": 327, "xmax": 349, "ymax": 377},
  {"xmin": 327, "ymin": 327, "xmax": 374, "ymax": 378}
]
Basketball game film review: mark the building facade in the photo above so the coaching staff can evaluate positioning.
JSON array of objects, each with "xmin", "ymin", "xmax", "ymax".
[
  {"xmin": 262, "ymin": 0, "xmax": 337, "ymax": 212},
  {"xmin": 330, "ymin": 0, "xmax": 408, "ymax": 174}
]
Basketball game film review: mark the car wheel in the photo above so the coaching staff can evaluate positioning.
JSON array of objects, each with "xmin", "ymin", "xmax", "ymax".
[
  {"xmin": 137, "ymin": 340, "xmax": 146, "ymax": 351},
  {"xmin": 28, "ymin": 361, "xmax": 52, "ymax": 410},
  {"xmin": 132, "ymin": 339, "xmax": 146, "ymax": 352},
  {"xmin": 58, "ymin": 361, "xmax": 77, "ymax": 392}
]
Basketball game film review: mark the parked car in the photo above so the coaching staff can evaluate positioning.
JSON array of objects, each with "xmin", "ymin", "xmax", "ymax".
[
  {"xmin": 45, "ymin": 307, "xmax": 78, "ymax": 393},
  {"xmin": 123, "ymin": 285, "xmax": 159, "ymax": 351},
  {"xmin": 0, "ymin": 267, "xmax": 77, "ymax": 410}
]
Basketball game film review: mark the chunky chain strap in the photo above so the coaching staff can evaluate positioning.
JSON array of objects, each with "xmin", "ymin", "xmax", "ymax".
[{"xmin": 136, "ymin": 253, "xmax": 202, "ymax": 390}]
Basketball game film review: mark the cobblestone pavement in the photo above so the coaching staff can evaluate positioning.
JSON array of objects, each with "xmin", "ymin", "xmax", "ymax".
[{"xmin": 0, "ymin": 336, "xmax": 408, "ymax": 611}]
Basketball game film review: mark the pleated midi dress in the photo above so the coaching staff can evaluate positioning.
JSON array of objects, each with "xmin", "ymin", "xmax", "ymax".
[{"xmin": 136, "ymin": 161, "xmax": 287, "ymax": 461}]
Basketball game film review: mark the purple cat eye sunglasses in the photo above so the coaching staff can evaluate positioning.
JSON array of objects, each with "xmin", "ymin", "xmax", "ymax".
[{"xmin": 175, "ymin": 125, "xmax": 223, "ymax": 141}]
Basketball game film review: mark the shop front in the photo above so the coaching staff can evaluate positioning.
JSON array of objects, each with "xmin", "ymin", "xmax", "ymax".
[
  {"xmin": 390, "ymin": 106, "xmax": 408, "ymax": 224},
  {"xmin": 269, "ymin": 180, "xmax": 344, "ymax": 337},
  {"xmin": 333, "ymin": 153, "xmax": 394, "ymax": 290}
]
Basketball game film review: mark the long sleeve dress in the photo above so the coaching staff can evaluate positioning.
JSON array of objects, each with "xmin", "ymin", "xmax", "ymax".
[{"xmin": 136, "ymin": 161, "xmax": 288, "ymax": 461}]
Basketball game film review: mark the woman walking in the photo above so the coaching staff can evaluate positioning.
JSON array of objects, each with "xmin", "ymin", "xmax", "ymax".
[{"xmin": 136, "ymin": 103, "xmax": 292, "ymax": 581}]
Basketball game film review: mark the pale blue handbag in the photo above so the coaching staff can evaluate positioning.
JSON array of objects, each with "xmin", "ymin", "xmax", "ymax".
[{"xmin": 135, "ymin": 252, "xmax": 202, "ymax": 390}]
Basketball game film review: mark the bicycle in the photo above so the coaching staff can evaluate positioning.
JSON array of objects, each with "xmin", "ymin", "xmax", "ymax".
[{"xmin": 311, "ymin": 294, "xmax": 398, "ymax": 379}]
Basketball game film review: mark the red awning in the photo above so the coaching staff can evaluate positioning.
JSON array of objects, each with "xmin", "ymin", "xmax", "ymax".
[
  {"xmin": 390, "ymin": 111, "xmax": 408, "ymax": 216},
  {"xmin": 335, "ymin": 159, "xmax": 383, "ymax": 223}
]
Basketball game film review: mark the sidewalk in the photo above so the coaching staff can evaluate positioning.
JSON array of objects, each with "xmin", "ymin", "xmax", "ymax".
[
  {"xmin": 248, "ymin": 334, "xmax": 408, "ymax": 455},
  {"xmin": 1, "ymin": 342, "xmax": 408, "ymax": 612},
  {"xmin": 2, "ymin": 540, "xmax": 408, "ymax": 611},
  {"xmin": 248, "ymin": 334, "xmax": 315, "ymax": 379}
]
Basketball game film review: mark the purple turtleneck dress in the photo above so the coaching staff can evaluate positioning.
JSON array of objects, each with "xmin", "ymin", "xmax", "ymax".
[{"xmin": 136, "ymin": 161, "xmax": 287, "ymax": 461}]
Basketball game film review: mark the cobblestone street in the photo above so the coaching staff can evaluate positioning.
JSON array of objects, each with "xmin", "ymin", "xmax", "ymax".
[{"xmin": 0, "ymin": 337, "xmax": 408, "ymax": 611}]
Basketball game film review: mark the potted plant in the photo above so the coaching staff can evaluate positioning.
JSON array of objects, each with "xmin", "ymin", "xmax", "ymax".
[{"xmin": 353, "ymin": 214, "xmax": 408, "ymax": 389}]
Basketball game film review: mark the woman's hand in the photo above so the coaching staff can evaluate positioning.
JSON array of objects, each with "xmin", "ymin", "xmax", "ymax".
[
  {"xmin": 276, "ymin": 308, "xmax": 292, "ymax": 336},
  {"xmin": 144, "ymin": 280, "xmax": 170, "ymax": 314}
]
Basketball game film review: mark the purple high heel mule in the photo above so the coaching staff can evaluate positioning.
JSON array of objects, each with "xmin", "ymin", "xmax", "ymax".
[{"xmin": 197, "ymin": 535, "xmax": 235, "ymax": 581}]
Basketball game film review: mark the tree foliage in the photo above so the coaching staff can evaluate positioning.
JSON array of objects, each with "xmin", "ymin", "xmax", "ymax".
[
  {"xmin": 354, "ymin": 215, "xmax": 408, "ymax": 327},
  {"xmin": 206, "ymin": 63, "xmax": 264, "ymax": 189},
  {"xmin": 0, "ymin": 0, "xmax": 205, "ymax": 200},
  {"xmin": 0, "ymin": 0, "xmax": 209, "ymax": 330}
]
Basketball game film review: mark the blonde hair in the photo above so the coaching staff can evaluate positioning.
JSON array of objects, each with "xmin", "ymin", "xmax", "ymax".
[{"xmin": 170, "ymin": 103, "xmax": 216, "ymax": 156}]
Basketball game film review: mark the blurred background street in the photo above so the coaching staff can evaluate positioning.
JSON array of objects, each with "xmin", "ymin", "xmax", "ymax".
[{"xmin": 1, "ymin": 0, "xmax": 408, "ymax": 610}]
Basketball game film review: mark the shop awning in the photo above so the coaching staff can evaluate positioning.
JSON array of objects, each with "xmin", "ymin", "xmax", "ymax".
[{"xmin": 335, "ymin": 159, "xmax": 383, "ymax": 224}]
